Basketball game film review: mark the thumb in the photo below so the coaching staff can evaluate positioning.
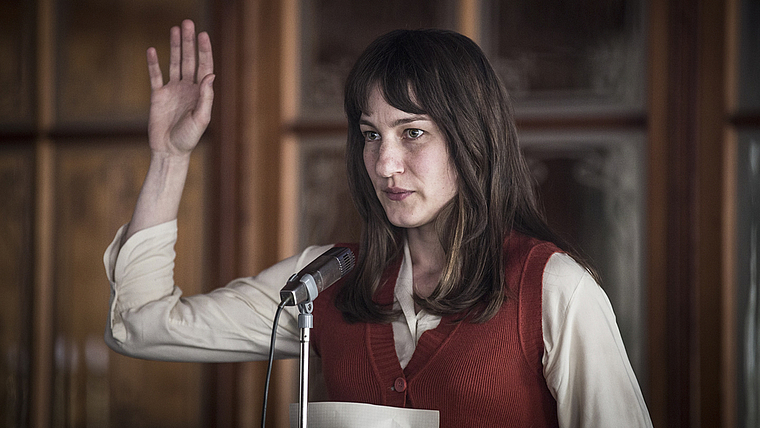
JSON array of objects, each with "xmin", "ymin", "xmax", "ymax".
[{"xmin": 194, "ymin": 74, "xmax": 215, "ymax": 127}]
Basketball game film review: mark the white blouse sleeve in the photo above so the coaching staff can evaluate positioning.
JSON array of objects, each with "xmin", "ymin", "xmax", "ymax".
[
  {"xmin": 542, "ymin": 253, "xmax": 653, "ymax": 428},
  {"xmin": 103, "ymin": 220, "xmax": 332, "ymax": 363}
]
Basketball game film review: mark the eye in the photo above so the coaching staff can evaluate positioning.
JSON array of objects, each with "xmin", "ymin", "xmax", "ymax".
[
  {"xmin": 363, "ymin": 130, "xmax": 380, "ymax": 142},
  {"xmin": 404, "ymin": 128, "xmax": 424, "ymax": 139}
]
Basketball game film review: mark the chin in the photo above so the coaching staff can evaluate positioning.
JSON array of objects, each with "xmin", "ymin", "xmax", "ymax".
[
  {"xmin": 385, "ymin": 216, "xmax": 414, "ymax": 229},
  {"xmin": 387, "ymin": 216, "xmax": 429, "ymax": 230}
]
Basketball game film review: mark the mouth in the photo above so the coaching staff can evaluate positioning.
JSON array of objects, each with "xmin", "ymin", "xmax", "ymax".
[{"xmin": 383, "ymin": 187, "xmax": 413, "ymax": 201}]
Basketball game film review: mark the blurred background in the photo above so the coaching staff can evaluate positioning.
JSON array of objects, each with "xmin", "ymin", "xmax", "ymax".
[{"xmin": 0, "ymin": 0, "xmax": 758, "ymax": 427}]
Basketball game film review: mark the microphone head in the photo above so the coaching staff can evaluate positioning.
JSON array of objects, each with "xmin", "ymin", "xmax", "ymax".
[
  {"xmin": 308, "ymin": 247, "xmax": 356, "ymax": 293},
  {"xmin": 279, "ymin": 247, "xmax": 355, "ymax": 305},
  {"xmin": 317, "ymin": 247, "xmax": 355, "ymax": 289}
]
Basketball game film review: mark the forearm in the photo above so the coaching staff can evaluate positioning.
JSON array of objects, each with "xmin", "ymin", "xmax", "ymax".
[
  {"xmin": 104, "ymin": 223, "xmax": 335, "ymax": 362},
  {"xmin": 105, "ymin": 223, "xmax": 307, "ymax": 362},
  {"xmin": 125, "ymin": 151, "xmax": 191, "ymax": 241},
  {"xmin": 106, "ymin": 282, "xmax": 302, "ymax": 363}
]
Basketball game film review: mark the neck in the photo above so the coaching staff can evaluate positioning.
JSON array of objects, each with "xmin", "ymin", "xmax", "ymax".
[{"xmin": 405, "ymin": 226, "xmax": 446, "ymax": 299}]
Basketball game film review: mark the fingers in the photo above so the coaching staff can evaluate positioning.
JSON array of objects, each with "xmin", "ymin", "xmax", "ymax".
[
  {"xmin": 181, "ymin": 19, "xmax": 197, "ymax": 81},
  {"xmin": 160, "ymin": 20, "xmax": 211, "ymax": 85},
  {"xmin": 146, "ymin": 47, "xmax": 164, "ymax": 90},
  {"xmin": 168, "ymin": 25, "xmax": 181, "ymax": 81},
  {"xmin": 197, "ymin": 31, "xmax": 214, "ymax": 80}
]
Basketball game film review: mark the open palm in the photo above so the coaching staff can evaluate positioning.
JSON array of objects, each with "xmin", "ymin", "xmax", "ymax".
[{"xmin": 147, "ymin": 20, "xmax": 214, "ymax": 156}]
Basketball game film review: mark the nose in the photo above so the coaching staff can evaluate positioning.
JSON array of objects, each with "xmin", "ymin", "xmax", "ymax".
[{"xmin": 374, "ymin": 140, "xmax": 404, "ymax": 178}]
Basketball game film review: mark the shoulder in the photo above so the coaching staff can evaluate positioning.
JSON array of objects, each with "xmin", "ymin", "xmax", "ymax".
[
  {"xmin": 503, "ymin": 232, "xmax": 562, "ymax": 292},
  {"xmin": 505, "ymin": 232, "xmax": 562, "ymax": 267},
  {"xmin": 541, "ymin": 252, "xmax": 610, "ymax": 351},
  {"xmin": 543, "ymin": 252, "xmax": 593, "ymax": 304}
]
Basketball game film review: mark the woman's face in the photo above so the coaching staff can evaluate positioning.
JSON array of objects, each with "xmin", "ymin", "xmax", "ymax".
[{"xmin": 361, "ymin": 87, "xmax": 458, "ymax": 233}]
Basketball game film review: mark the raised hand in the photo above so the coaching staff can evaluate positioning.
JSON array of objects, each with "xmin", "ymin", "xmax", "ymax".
[
  {"xmin": 146, "ymin": 19, "xmax": 214, "ymax": 156},
  {"xmin": 123, "ymin": 20, "xmax": 215, "ymax": 240}
]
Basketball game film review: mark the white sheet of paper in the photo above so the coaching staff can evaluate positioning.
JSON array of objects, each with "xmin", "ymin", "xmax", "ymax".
[{"xmin": 288, "ymin": 402, "xmax": 439, "ymax": 428}]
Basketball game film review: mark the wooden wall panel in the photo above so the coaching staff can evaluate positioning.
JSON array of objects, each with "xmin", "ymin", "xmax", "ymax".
[
  {"xmin": 296, "ymin": 136, "xmax": 362, "ymax": 250},
  {"xmin": 294, "ymin": 0, "xmax": 458, "ymax": 122},
  {"xmin": 0, "ymin": 145, "xmax": 35, "ymax": 427},
  {"xmin": 0, "ymin": 0, "xmax": 35, "ymax": 130},
  {"xmin": 480, "ymin": 0, "xmax": 646, "ymax": 115},
  {"xmin": 55, "ymin": 0, "xmax": 206, "ymax": 127}
]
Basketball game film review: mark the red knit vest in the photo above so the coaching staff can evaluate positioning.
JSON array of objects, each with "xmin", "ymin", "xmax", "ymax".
[{"xmin": 311, "ymin": 233, "xmax": 560, "ymax": 427}]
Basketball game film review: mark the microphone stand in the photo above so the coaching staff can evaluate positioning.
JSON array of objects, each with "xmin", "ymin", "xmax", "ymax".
[
  {"xmin": 297, "ymin": 301, "xmax": 314, "ymax": 428},
  {"xmin": 278, "ymin": 246, "xmax": 355, "ymax": 428}
]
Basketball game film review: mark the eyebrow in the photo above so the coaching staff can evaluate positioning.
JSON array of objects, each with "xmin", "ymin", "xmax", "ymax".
[{"xmin": 359, "ymin": 115, "xmax": 431, "ymax": 128}]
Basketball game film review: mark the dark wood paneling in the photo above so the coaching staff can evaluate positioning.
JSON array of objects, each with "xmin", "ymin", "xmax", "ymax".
[
  {"xmin": 0, "ymin": 145, "xmax": 35, "ymax": 428},
  {"xmin": 0, "ymin": 0, "xmax": 35, "ymax": 130}
]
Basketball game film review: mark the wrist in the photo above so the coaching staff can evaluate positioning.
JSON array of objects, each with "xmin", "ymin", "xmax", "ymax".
[{"xmin": 150, "ymin": 148, "xmax": 193, "ymax": 164}]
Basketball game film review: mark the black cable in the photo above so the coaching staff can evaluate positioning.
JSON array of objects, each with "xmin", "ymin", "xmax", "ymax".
[{"xmin": 261, "ymin": 297, "xmax": 290, "ymax": 428}]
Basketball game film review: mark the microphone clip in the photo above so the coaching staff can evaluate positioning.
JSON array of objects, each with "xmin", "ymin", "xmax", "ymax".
[{"xmin": 298, "ymin": 302, "xmax": 313, "ymax": 317}]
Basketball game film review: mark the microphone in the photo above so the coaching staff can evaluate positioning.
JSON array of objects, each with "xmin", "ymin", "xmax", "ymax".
[{"xmin": 279, "ymin": 247, "xmax": 355, "ymax": 306}]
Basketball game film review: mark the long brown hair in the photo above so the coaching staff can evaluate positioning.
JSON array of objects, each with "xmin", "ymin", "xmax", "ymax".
[{"xmin": 336, "ymin": 29, "xmax": 595, "ymax": 323}]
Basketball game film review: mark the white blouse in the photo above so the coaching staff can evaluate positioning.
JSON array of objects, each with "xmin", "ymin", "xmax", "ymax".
[{"xmin": 104, "ymin": 220, "xmax": 652, "ymax": 427}]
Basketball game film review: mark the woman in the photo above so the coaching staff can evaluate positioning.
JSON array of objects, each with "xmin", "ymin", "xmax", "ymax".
[{"xmin": 105, "ymin": 20, "xmax": 652, "ymax": 427}]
